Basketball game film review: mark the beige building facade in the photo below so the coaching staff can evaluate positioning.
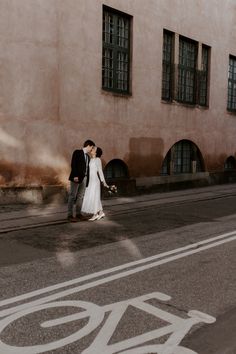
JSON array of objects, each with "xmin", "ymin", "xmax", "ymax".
[{"xmin": 1, "ymin": 0, "xmax": 236, "ymax": 197}]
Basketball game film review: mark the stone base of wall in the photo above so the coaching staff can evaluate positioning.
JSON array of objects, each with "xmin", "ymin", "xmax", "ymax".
[
  {"xmin": 136, "ymin": 171, "xmax": 236, "ymax": 193},
  {"xmin": 0, "ymin": 185, "xmax": 67, "ymax": 205},
  {"xmin": 1, "ymin": 171, "xmax": 236, "ymax": 204},
  {"xmin": 0, "ymin": 180, "xmax": 137, "ymax": 204}
]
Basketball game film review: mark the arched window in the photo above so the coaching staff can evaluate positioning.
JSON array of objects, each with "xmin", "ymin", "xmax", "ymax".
[
  {"xmin": 224, "ymin": 156, "xmax": 236, "ymax": 170},
  {"xmin": 161, "ymin": 140, "xmax": 204, "ymax": 175},
  {"xmin": 104, "ymin": 159, "xmax": 129, "ymax": 179},
  {"xmin": 161, "ymin": 150, "xmax": 171, "ymax": 175}
]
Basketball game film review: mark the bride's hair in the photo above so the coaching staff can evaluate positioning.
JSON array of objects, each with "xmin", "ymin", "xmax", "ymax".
[{"xmin": 96, "ymin": 147, "xmax": 103, "ymax": 157}]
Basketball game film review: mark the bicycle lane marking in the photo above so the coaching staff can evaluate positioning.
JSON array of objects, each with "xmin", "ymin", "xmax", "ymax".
[
  {"xmin": 1, "ymin": 230, "xmax": 236, "ymax": 318},
  {"xmin": 0, "ymin": 292, "xmax": 216, "ymax": 354},
  {"xmin": 2, "ymin": 231, "xmax": 234, "ymax": 353}
]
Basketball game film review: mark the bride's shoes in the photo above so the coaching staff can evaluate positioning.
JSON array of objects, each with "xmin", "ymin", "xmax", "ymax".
[
  {"xmin": 89, "ymin": 214, "xmax": 99, "ymax": 221},
  {"xmin": 97, "ymin": 212, "xmax": 105, "ymax": 220},
  {"xmin": 89, "ymin": 212, "xmax": 105, "ymax": 221}
]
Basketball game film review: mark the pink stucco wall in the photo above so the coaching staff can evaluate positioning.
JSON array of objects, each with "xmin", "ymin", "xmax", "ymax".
[
  {"xmin": 0, "ymin": 0, "xmax": 65, "ymax": 186},
  {"xmin": 1, "ymin": 0, "xmax": 236, "ymax": 186}
]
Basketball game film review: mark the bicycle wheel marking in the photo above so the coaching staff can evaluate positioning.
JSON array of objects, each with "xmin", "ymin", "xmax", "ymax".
[{"xmin": 1, "ymin": 230, "xmax": 233, "ymax": 353}]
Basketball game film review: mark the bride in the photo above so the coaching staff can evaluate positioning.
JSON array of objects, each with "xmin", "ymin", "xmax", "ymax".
[{"xmin": 81, "ymin": 146, "xmax": 109, "ymax": 221}]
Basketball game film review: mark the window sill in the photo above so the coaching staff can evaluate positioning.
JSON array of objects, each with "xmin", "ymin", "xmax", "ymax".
[
  {"xmin": 161, "ymin": 99, "xmax": 209, "ymax": 109},
  {"xmin": 101, "ymin": 88, "xmax": 132, "ymax": 98},
  {"xmin": 227, "ymin": 109, "xmax": 236, "ymax": 116}
]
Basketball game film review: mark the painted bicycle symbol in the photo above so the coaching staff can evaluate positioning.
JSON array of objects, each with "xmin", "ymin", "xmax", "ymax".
[{"xmin": 0, "ymin": 291, "xmax": 215, "ymax": 353}]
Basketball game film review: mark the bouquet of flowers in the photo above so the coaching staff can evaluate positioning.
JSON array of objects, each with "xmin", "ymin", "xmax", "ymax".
[{"xmin": 107, "ymin": 184, "xmax": 118, "ymax": 195}]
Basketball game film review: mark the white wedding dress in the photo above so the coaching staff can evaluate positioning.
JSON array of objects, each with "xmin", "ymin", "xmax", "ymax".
[{"xmin": 81, "ymin": 157, "xmax": 106, "ymax": 214}]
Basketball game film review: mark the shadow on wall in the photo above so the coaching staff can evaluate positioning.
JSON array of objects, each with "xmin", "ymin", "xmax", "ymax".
[
  {"xmin": 205, "ymin": 153, "xmax": 229, "ymax": 172},
  {"xmin": 0, "ymin": 127, "xmax": 69, "ymax": 186},
  {"xmin": 124, "ymin": 137, "xmax": 164, "ymax": 177},
  {"xmin": 0, "ymin": 160, "xmax": 61, "ymax": 186}
]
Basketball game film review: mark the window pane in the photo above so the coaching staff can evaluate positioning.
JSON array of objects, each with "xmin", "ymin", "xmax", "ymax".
[
  {"xmin": 102, "ymin": 8, "xmax": 130, "ymax": 94},
  {"xmin": 227, "ymin": 56, "xmax": 236, "ymax": 111},
  {"xmin": 117, "ymin": 17, "xmax": 129, "ymax": 48},
  {"xmin": 117, "ymin": 51, "xmax": 128, "ymax": 90},
  {"xmin": 178, "ymin": 38, "xmax": 197, "ymax": 104},
  {"xmin": 173, "ymin": 141, "xmax": 191, "ymax": 174},
  {"xmin": 103, "ymin": 12, "xmax": 115, "ymax": 44},
  {"xmin": 162, "ymin": 31, "xmax": 173, "ymax": 100},
  {"xmin": 102, "ymin": 48, "xmax": 114, "ymax": 88},
  {"xmin": 199, "ymin": 46, "xmax": 209, "ymax": 106}
]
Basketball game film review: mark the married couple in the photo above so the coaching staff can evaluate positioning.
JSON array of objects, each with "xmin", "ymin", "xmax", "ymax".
[{"xmin": 67, "ymin": 139, "xmax": 109, "ymax": 222}]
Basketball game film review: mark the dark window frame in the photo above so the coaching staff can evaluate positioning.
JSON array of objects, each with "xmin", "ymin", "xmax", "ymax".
[
  {"xmin": 102, "ymin": 6, "xmax": 131, "ymax": 95},
  {"xmin": 224, "ymin": 156, "xmax": 236, "ymax": 170},
  {"xmin": 161, "ymin": 140, "xmax": 204, "ymax": 175},
  {"xmin": 198, "ymin": 45, "xmax": 210, "ymax": 107},
  {"xmin": 161, "ymin": 30, "xmax": 174, "ymax": 101},
  {"xmin": 161, "ymin": 30, "xmax": 211, "ymax": 108},
  {"xmin": 173, "ymin": 140, "xmax": 192, "ymax": 174},
  {"xmin": 177, "ymin": 36, "xmax": 198, "ymax": 105},
  {"xmin": 104, "ymin": 159, "xmax": 129, "ymax": 179},
  {"xmin": 227, "ymin": 55, "xmax": 236, "ymax": 112}
]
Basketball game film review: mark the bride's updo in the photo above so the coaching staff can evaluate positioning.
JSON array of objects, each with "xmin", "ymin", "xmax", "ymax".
[{"xmin": 96, "ymin": 147, "xmax": 103, "ymax": 158}]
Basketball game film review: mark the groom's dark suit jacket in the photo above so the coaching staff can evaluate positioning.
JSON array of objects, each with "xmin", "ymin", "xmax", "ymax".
[{"xmin": 69, "ymin": 149, "xmax": 90, "ymax": 186}]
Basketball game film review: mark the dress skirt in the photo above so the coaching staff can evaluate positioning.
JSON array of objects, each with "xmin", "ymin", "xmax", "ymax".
[{"xmin": 81, "ymin": 158, "xmax": 104, "ymax": 214}]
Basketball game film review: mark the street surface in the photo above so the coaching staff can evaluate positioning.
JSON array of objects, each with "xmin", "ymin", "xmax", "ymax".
[{"xmin": 1, "ymin": 184, "xmax": 236, "ymax": 353}]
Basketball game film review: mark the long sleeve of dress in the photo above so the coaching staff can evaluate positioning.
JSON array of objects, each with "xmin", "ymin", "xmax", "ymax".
[{"xmin": 96, "ymin": 158, "xmax": 106, "ymax": 183}]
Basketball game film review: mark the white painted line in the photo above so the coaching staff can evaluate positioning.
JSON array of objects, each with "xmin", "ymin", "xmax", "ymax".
[
  {"xmin": 1, "ymin": 230, "xmax": 236, "ymax": 309},
  {"xmin": 1, "ymin": 230, "xmax": 236, "ymax": 318}
]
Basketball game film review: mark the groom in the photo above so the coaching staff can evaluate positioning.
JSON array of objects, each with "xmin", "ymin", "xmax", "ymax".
[{"xmin": 67, "ymin": 139, "xmax": 95, "ymax": 222}]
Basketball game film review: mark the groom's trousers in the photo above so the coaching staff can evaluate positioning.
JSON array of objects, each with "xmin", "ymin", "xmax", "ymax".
[{"xmin": 67, "ymin": 178, "xmax": 87, "ymax": 217}]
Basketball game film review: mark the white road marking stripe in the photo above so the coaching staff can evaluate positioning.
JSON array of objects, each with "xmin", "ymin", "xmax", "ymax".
[
  {"xmin": 1, "ymin": 229, "xmax": 235, "ymax": 309},
  {"xmin": 1, "ymin": 230, "xmax": 236, "ymax": 318}
]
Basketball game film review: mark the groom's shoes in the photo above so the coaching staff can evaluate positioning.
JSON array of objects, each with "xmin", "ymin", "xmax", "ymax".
[
  {"xmin": 77, "ymin": 214, "xmax": 88, "ymax": 221},
  {"xmin": 67, "ymin": 216, "xmax": 79, "ymax": 223}
]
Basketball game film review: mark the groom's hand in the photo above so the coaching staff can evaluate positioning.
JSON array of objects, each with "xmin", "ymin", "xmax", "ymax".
[{"xmin": 73, "ymin": 177, "xmax": 79, "ymax": 183}]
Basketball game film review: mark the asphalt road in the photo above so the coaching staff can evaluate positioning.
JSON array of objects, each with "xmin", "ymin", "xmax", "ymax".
[{"xmin": 1, "ymin": 188, "xmax": 236, "ymax": 353}]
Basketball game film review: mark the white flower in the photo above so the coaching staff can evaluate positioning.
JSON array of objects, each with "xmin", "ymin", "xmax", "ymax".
[{"xmin": 108, "ymin": 185, "xmax": 117, "ymax": 194}]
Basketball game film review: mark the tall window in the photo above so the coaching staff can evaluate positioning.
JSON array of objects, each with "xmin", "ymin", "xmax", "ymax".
[
  {"xmin": 161, "ymin": 31, "xmax": 211, "ymax": 107},
  {"xmin": 102, "ymin": 7, "xmax": 131, "ymax": 94},
  {"xmin": 227, "ymin": 55, "xmax": 236, "ymax": 112},
  {"xmin": 178, "ymin": 37, "xmax": 197, "ymax": 104},
  {"xmin": 199, "ymin": 45, "xmax": 210, "ymax": 106},
  {"xmin": 162, "ymin": 30, "xmax": 174, "ymax": 101}
]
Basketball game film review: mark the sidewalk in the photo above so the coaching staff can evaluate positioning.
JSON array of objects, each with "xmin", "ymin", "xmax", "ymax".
[{"xmin": 1, "ymin": 183, "xmax": 236, "ymax": 233}]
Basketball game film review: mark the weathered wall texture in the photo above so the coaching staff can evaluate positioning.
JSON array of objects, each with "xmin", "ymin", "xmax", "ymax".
[
  {"xmin": 1, "ymin": 0, "xmax": 236, "ymax": 186},
  {"xmin": 0, "ymin": 0, "xmax": 65, "ymax": 186}
]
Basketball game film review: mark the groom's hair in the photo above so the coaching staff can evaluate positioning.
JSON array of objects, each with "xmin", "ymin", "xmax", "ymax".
[
  {"xmin": 83, "ymin": 139, "xmax": 95, "ymax": 147},
  {"xmin": 96, "ymin": 147, "xmax": 103, "ymax": 158}
]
